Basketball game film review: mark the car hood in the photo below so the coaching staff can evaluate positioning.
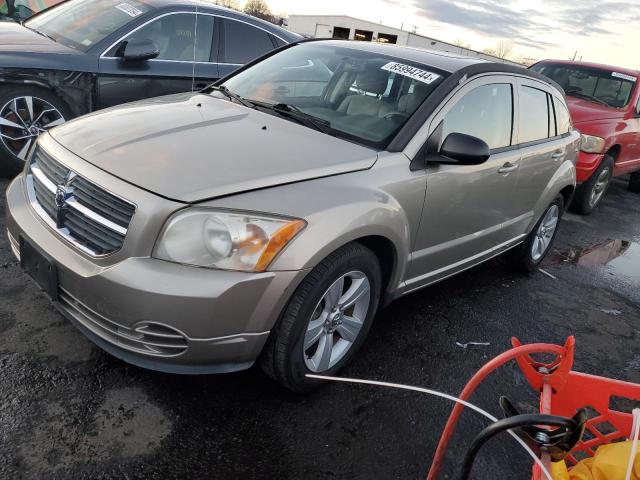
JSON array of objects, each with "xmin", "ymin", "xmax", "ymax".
[
  {"xmin": 566, "ymin": 96, "xmax": 625, "ymax": 125},
  {"xmin": 0, "ymin": 21, "xmax": 77, "ymax": 54},
  {"xmin": 50, "ymin": 93, "xmax": 378, "ymax": 203}
]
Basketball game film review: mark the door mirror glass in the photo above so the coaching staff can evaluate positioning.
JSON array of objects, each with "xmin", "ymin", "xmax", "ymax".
[
  {"xmin": 121, "ymin": 38, "xmax": 159, "ymax": 62},
  {"xmin": 438, "ymin": 132, "xmax": 490, "ymax": 165}
]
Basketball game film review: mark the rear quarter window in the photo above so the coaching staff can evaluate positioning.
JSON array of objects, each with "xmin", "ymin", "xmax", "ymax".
[{"xmin": 553, "ymin": 97, "xmax": 572, "ymax": 135}]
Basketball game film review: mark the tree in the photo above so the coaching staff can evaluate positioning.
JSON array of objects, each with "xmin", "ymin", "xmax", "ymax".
[
  {"xmin": 215, "ymin": 0, "xmax": 240, "ymax": 9},
  {"xmin": 482, "ymin": 47, "xmax": 497, "ymax": 56},
  {"xmin": 244, "ymin": 0, "xmax": 272, "ymax": 21},
  {"xmin": 495, "ymin": 40, "xmax": 514, "ymax": 59},
  {"xmin": 454, "ymin": 39, "xmax": 470, "ymax": 49}
]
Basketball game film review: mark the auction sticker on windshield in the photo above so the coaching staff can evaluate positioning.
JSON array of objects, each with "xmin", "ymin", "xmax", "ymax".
[
  {"xmin": 381, "ymin": 62, "xmax": 441, "ymax": 84},
  {"xmin": 612, "ymin": 72, "xmax": 636, "ymax": 82},
  {"xmin": 115, "ymin": 2, "xmax": 143, "ymax": 17}
]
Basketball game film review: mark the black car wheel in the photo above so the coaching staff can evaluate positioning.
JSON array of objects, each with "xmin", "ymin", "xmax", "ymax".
[
  {"xmin": 0, "ymin": 86, "xmax": 70, "ymax": 178},
  {"xmin": 569, "ymin": 155, "xmax": 614, "ymax": 215},
  {"xmin": 506, "ymin": 195, "xmax": 564, "ymax": 273},
  {"xmin": 260, "ymin": 243, "xmax": 382, "ymax": 392}
]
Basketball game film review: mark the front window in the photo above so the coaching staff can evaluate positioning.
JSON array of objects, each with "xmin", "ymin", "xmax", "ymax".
[
  {"xmin": 531, "ymin": 62, "xmax": 637, "ymax": 109},
  {"xmin": 25, "ymin": 0, "xmax": 154, "ymax": 52},
  {"xmin": 442, "ymin": 84, "xmax": 513, "ymax": 150},
  {"xmin": 221, "ymin": 43, "xmax": 448, "ymax": 149},
  {"xmin": 114, "ymin": 13, "xmax": 214, "ymax": 62}
]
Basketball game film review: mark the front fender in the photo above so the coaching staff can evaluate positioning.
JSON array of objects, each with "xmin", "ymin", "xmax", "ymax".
[
  {"xmin": 0, "ymin": 68, "xmax": 93, "ymax": 117},
  {"xmin": 272, "ymin": 193, "xmax": 410, "ymax": 292}
]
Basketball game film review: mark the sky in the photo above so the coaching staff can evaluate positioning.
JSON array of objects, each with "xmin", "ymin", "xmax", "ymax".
[{"xmin": 265, "ymin": 0, "xmax": 640, "ymax": 69}]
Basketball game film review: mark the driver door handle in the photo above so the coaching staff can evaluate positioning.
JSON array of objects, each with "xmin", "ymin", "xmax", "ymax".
[{"xmin": 498, "ymin": 162, "xmax": 519, "ymax": 174}]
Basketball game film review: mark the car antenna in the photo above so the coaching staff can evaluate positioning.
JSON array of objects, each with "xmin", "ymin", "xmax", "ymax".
[{"xmin": 191, "ymin": 0, "xmax": 199, "ymax": 92}]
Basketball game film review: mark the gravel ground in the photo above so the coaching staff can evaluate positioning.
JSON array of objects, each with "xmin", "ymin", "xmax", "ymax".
[{"xmin": 1, "ymin": 176, "xmax": 639, "ymax": 480}]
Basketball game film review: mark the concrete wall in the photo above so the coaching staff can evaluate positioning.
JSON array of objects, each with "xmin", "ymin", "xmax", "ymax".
[{"xmin": 287, "ymin": 15, "xmax": 522, "ymax": 66}]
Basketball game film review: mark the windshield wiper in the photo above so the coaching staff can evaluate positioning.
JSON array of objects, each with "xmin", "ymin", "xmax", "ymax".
[
  {"xmin": 207, "ymin": 85, "xmax": 255, "ymax": 109},
  {"xmin": 568, "ymin": 92, "xmax": 610, "ymax": 107},
  {"xmin": 248, "ymin": 100, "xmax": 333, "ymax": 135},
  {"xmin": 22, "ymin": 24, "xmax": 57, "ymax": 43}
]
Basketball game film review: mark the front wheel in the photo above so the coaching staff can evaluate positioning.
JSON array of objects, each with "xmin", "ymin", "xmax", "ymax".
[
  {"xmin": 260, "ymin": 243, "xmax": 382, "ymax": 392},
  {"xmin": 506, "ymin": 195, "xmax": 564, "ymax": 273},
  {"xmin": 570, "ymin": 155, "xmax": 614, "ymax": 215},
  {"xmin": 0, "ymin": 87, "xmax": 70, "ymax": 178}
]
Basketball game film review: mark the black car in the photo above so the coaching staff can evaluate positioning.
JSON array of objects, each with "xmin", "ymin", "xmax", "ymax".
[{"xmin": 0, "ymin": 0, "xmax": 300, "ymax": 176}]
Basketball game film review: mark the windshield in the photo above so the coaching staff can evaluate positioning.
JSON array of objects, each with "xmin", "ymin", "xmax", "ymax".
[
  {"xmin": 25, "ymin": 0, "xmax": 154, "ymax": 52},
  {"xmin": 531, "ymin": 62, "xmax": 637, "ymax": 109},
  {"xmin": 221, "ymin": 43, "xmax": 448, "ymax": 149}
]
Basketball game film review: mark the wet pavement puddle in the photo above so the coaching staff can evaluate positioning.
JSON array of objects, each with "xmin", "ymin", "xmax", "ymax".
[{"xmin": 543, "ymin": 239, "xmax": 640, "ymax": 281}]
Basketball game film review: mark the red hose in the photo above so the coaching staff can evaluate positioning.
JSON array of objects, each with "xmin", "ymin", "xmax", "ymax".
[{"xmin": 426, "ymin": 341, "xmax": 567, "ymax": 480}]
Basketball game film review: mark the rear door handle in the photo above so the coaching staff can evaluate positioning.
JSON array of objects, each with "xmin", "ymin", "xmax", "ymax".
[
  {"xmin": 498, "ymin": 162, "xmax": 519, "ymax": 174},
  {"xmin": 551, "ymin": 150, "xmax": 565, "ymax": 159}
]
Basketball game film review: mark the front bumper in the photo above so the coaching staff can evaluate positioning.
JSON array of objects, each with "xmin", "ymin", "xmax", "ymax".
[
  {"xmin": 6, "ymin": 175, "xmax": 308, "ymax": 374},
  {"xmin": 575, "ymin": 151, "xmax": 605, "ymax": 184}
]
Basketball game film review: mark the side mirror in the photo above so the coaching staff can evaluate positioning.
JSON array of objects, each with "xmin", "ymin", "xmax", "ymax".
[
  {"xmin": 437, "ymin": 132, "xmax": 491, "ymax": 165},
  {"xmin": 121, "ymin": 38, "xmax": 159, "ymax": 62}
]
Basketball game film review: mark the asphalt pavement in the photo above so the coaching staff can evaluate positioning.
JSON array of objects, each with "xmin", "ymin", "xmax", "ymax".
[{"xmin": 1, "ymin": 176, "xmax": 639, "ymax": 480}]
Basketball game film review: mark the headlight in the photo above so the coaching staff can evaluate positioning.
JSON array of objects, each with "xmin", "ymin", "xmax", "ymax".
[
  {"xmin": 580, "ymin": 134, "xmax": 606, "ymax": 154},
  {"xmin": 154, "ymin": 209, "xmax": 306, "ymax": 272}
]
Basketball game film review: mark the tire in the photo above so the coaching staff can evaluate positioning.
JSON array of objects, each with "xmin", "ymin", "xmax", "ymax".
[
  {"xmin": 0, "ymin": 86, "xmax": 71, "ymax": 178},
  {"xmin": 260, "ymin": 243, "xmax": 382, "ymax": 392},
  {"xmin": 570, "ymin": 155, "xmax": 614, "ymax": 215},
  {"xmin": 506, "ymin": 195, "xmax": 564, "ymax": 273},
  {"xmin": 629, "ymin": 171, "xmax": 640, "ymax": 194}
]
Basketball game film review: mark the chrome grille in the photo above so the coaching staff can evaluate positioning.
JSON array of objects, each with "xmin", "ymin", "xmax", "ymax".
[{"xmin": 26, "ymin": 147, "xmax": 135, "ymax": 256}]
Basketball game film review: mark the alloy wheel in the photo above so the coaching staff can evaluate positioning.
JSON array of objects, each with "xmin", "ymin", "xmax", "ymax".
[
  {"xmin": 0, "ymin": 96, "xmax": 65, "ymax": 161},
  {"xmin": 531, "ymin": 204, "xmax": 560, "ymax": 261},
  {"xmin": 303, "ymin": 271, "xmax": 371, "ymax": 372},
  {"xmin": 589, "ymin": 167, "xmax": 610, "ymax": 208}
]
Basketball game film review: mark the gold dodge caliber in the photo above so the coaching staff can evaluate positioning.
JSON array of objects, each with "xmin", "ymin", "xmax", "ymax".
[{"xmin": 5, "ymin": 40, "xmax": 579, "ymax": 391}]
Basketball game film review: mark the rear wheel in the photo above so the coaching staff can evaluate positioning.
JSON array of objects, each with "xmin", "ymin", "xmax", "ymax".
[
  {"xmin": 629, "ymin": 171, "xmax": 640, "ymax": 193},
  {"xmin": 506, "ymin": 195, "xmax": 564, "ymax": 273},
  {"xmin": 570, "ymin": 155, "xmax": 614, "ymax": 215},
  {"xmin": 260, "ymin": 243, "xmax": 381, "ymax": 392},
  {"xmin": 0, "ymin": 86, "xmax": 70, "ymax": 178}
]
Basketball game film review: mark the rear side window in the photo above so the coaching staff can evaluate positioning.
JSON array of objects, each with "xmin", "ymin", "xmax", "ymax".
[
  {"xmin": 442, "ymin": 84, "xmax": 513, "ymax": 150},
  {"xmin": 553, "ymin": 97, "xmax": 572, "ymax": 134},
  {"xmin": 223, "ymin": 19, "xmax": 274, "ymax": 64},
  {"xmin": 518, "ymin": 86, "xmax": 549, "ymax": 144}
]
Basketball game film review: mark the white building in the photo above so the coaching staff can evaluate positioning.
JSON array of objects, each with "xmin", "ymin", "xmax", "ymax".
[{"xmin": 287, "ymin": 15, "xmax": 521, "ymax": 66}]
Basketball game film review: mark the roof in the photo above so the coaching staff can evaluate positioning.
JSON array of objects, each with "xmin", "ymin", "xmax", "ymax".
[
  {"xmin": 536, "ymin": 59, "xmax": 639, "ymax": 78},
  {"xmin": 144, "ymin": 0, "xmax": 301, "ymax": 42}
]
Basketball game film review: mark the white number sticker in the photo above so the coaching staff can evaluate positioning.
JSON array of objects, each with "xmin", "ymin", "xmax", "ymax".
[
  {"xmin": 381, "ymin": 62, "xmax": 441, "ymax": 85},
  {"xmin": 612, "ymin": 72, "xmax": 636, "ymax": 82},
  {"xmin": 115, "ymin": 3, "xmax": 143, "ymax": 17}
]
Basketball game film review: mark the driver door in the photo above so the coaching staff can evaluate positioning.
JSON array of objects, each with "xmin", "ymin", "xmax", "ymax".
[
  {"xmin": 407, "ymin": 77, "xmax": 522, "ymax": 288},
  {"xmin": 96, "ymin": 12, "xmax": 219, "ymax": 109}
]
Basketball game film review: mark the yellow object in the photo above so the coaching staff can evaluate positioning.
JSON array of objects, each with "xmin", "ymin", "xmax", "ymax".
[{"xmin": 552, "ymin": 442, "xmax": 640, "ymax": 480}]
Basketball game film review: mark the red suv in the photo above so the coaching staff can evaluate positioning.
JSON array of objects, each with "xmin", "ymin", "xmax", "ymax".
[{"xmin": 531, "ymin": 61, "xmax": 640, "ymax": 214}]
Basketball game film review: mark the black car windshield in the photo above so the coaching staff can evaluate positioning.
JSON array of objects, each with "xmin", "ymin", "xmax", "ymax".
[
  {"xmin": 25, "ymin": 0, "xmax": 154, "ymax": 52},
  {"xmin": 221, "ymin": 43, "xmax": 448, "ymax": 149},
  {"xmin": 531, "ymin": 62, "xmax": 637, "ymax": 109}
]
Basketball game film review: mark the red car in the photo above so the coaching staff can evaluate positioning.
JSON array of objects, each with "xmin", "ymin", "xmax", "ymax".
[{"xmin": 531, "ymin": 60, "xmax": 640, "ymax": 214}]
